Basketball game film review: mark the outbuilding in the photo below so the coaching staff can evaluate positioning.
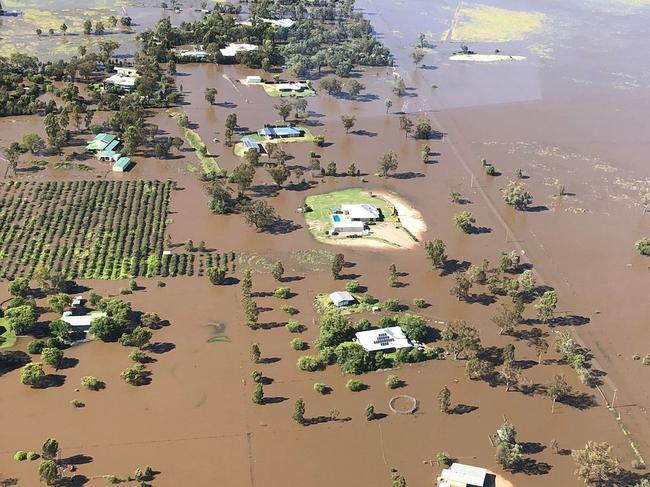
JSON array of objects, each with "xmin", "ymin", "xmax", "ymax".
[
  {"xmin": 61, "ymin": 311, "xmax": 107, "ymax": 332},
  {"xmin": 355, "ymin": 326, "xmax": 412, "ymax": 353},
  {"xmin": 112, "ymin": 156, "xmax": 133, "ymax": 172},
  {"xmin": 329, "ymin": 291, "xmax": 356, "ymax": 307},
  {"xmin": 241, "ymin": 137, "xmax": 261, "ymax": 153},
  {"xmin": 246, "ymin": 75, "xmax": 262, "ymax": 84},
  {"xmin": 437, "ymin": 463, "xmax": 488, "ymax": 487},
  {"xmin": 341, "ymin": 203, "xmax": 381, "ymax": 222}
]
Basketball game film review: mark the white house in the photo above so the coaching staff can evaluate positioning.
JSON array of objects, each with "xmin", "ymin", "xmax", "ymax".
[
  {"xmin": 104, "ymin": 71, "xmax": 138, "ymax": 92},
  {"xmin": 437, "ymin": 463, "xmax": 488, "ymax": 487},
  {"xmin": 61, "ymin": 310, "xmax": 107, "ymax": 332},
  {"xmin": 275, "ymin": 82, "xmax": 310, "ymax": 93},
  {"xmin": 341, "ymin": 204, "xmax": 381, "ymax": 222},
  {"xmin": 115, "ymin": 67, "xmax": 138, "ymax": 77},
  {"xmin": 329, "ymin": 291, "xmax": 356, "ymax": 307},
  {"xmin": 245, "ymin": 75, "xmax": 262, "ymax": 84},
  {"xmin": 355, "ymin": 327, "xmax": 412, "ymax": 352},
  {"xmin": 220, "ymin": 43, "xmax": 258, "ymax": 57},
  {"xmin": 330, "ymin": 215, "xmax": 364, "ymax": 234}
]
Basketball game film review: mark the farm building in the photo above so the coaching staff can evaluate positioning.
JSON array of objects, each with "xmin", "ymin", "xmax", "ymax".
[
  {"xmin": 220, "ymin": 43, "xmax": 258, "ymax": 57},
  {"xmin": 341, "ymin": 204, "xmax": 381, "ymax": 222},
  {"xmin": 115, "ymin": 67, "xmax": 138, "ymax": 77},
  {"xmin": 86, "ymin": 133, "xmax": 119, "ymax": 153},
  {"xmin": 257, "ymin": 126, "xmax": 302, "ymax": 139},
  {"xmin": 177, "ymin": 49, "xmax": 209, "ymax": 60},
  {"xmin": 112, "ymin": 156, "xmax": 133, "ymax": 172},
  {"xmin": 355, "ymin": 327, "xmax": 412, "ymax": 352},
  {"xmin": 241, "ymin": 137, "xmax": 261, "ymax": 153},
  {"xmin": 275, "ymin": 82, "xmax": 311, "ymax": 93},
  {"xmin": 329, "ymin": 291, "xmax": 356, "ymax": 307},
  {"xmin": 246, "ymin": 75, "xmax": 262, "ymax": 83},
  {"xmin": 104, "ymin": 72, "xmax": 138, "ymax": 92},
  {"xmin": 330, "ymin": 214, "xmax": 365, "ymax": 234},
  {"xmin": 437, "ymin": 463, "xmax": 488, "ymax": 487},
  {"xmin": 61, "ymin": 297, "xmax": 107, "ymax": 332}
]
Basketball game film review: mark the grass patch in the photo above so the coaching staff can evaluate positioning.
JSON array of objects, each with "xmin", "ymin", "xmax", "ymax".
[
  {"xmin": 233, "ymin": 126, "xmax": 317, "ymax": 157},
  {"xmin": 290, "ymin": 249, "xmax": 335, "ymax": 271},
  {"xmin": 314, "ymin": 293, "xmax": 375, "ymax": 316},
  {"xmin": 304, "ymin": 188, "xmax": 394, "ymax": 236},
  {"xmin": 0, "ymin": 318, "xmax": 17, "ymax": 349},
  {"xmin": 450, "ymin": 4, "xmax": 546, "ymax": 42},
  {"xmin": 261, "ymin": 82, "xmax": 315, "ymax": 98},
  {"xmin": 169, "ymin": 111, "xmax": 225, "ymax": 176}
]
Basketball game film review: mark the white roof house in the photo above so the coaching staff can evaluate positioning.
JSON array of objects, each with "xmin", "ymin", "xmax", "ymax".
[
  {"xmin": 341, "ymin": 204, "xmax": 381, "ymax": 221},
  {"xmin": 331, "ymin": 217, "xmax": 364, "ymax": 234},
  {"xmin": 438, "ymin": 463, "xmax": 488, "ymax": 487},
  {"xmin": 261, "ymin": 18, "xmax": 295, "ymax": 28},
  {"xmin": 329, "ymin": 291, "xmax": 356, "ymax": 307},
  {"xmin": 276, "ymin": 82, "xmax": 309, "ymax": 92},
  {"xmin": 61, "ymin": 311, "xmax": 107, "ymax": 330},
  {"xmin": 246, "ymin": 75, "xmax": 262, "ymax": 84},
  {"xmin": 115, "ymin": 67, "xmax": 138, "ymax": 77},
  {"xmin": 104, "ymin": 73, "xmax": 137, "ymax": 90},
  {"xmin": 220, "ymin": 43, "xmax": 258, "ymax": 57},
  {"xmin": 355, "ymin": 326, "xmax": 412, "ymax": 352}
]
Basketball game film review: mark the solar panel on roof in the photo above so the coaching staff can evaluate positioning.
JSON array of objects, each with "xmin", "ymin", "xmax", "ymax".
[{"xmin": 373, "ymin": 332, "xmax": 395, "ymax": 347}]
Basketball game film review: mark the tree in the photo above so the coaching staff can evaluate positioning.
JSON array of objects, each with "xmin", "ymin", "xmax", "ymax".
[
  {"xmin": 41, "ymin": 348, "xmax": 64, "ymax": 370},
  {"xmin": 345, "ymin": 79, "xmax": 365, "ymax": 99},
  {"xmin": 21, "ymin": 133, "xmax": 46, "ymax": 154},
  {"xmin": 38, "ymin": 459, "xmax": 60, "ymax": 485},
  {"xmin": 89, "ymin": 316, "xmax": 125, "ymax": 342},
  {"xmin": 207, "ymin": 266, "xmax": 226, "ymax": 285},
  {"xmin": 241, "ymin": 270, "xmax": 253, "ymax": 299},
  {"xmin": 231, "ymin": 163, "xmax": 255, "ymax": 197},
  {"xmin": 42, "ymin": 438, "xmax": 59, "ymax": 459},
  {"xmin": 391, "ymin": 472, "xmax": 407, "ymax": 487},
  {"xmin": 243, "ymin": 298, "xmax": 258, "ymax": 328},
  {"xmin": 384, "ymin": 99, "xmax": 393, "ymax": 114},
  {"xmin": 95, "ymin": 21, "xmax": 105, "ymax": 35},
  {"xmin": 60, "ymin": 23, "xmax": 68, "ymax": 35},
  {"xmin": 412, "ymin": 48, "xmax": 425, "ymax": 65},
  {"xmin": 441, "ymin": 321, "xmax": 481, "ymax": 360},
  {"xmin": 438, "ymin": 386, "xmax": 451, "ymax": 413},
  {"xmin": 120, "ymin": 363, "xmax": 147, "ymax": 385},
  {"xmin": 393, "ymin": 76, "xmax": 406, "ymax": 96},
  {"xmin": 421, "ymin": 144, "xmax": 431, "ymax": 164},
  {"xmin": 572, "ymin": 441, "xmax": 621, "ymax": 486},
  {"xmin": 491, "ymin": 303, "xmax": 522, "ymax": 335},
  {"xmin": 466, "ymin": 357, "xmax": 494, "ymax": 380},
  {"xmin": 341, "ymin": 115, "xmax": 356, "ymax": 133},
  {"xmin": 49, "ymin": 319, "xmax": 71, "ymax": 340},
  {"xmin": 424, "ymin": 240, "xmax": 446, "ymax": 269},
  {"xmin": 250, "ymin": 343, "xmax": 261, "ymax": 363},
  {"xmin": 8, "ymin": 277, "xmax": 29, "ymax": 297},
  {"xmin": 20, "ymin": 363, "xmax": 44, "ymax": 387},
  {"xmin": 319, "ymin": 78, "xmax": 342, "ymax": 95},
  {"xmin": 635, "ymin": 238, "xmax": 650, "ymax": 256},
  {"xmin": 3, "ymin": 143, "xmax": 21, "ymax": 177},
  {"xmin": 36, "ymin": 28, "xmax": 42, "ymax": 37},
  {"xmin": 503, "ymin": 180, "xmax": 533, "ymax": 210},
  {"xmin": 415, "ymin": 118, "xmax": 432, "ymax": 139},
  {"xmin": 388, "ymin": 263, "xmax": 399, "ymax": 287},
  {"xmin": 449, "ymin": 272, "xmax": 472, "ymax": 301},
  {"xmin": 271, "ymin": 261, "xmax": 284, "ymax": 281},
  {"xmin": 253, "ymin": 383, "xmax": 264, "ymax": 404},
  {"xmin": 119, "ymin": 326, "xmax": 152, "ymax": 349},
  {"xmin": 453, "ymin": 211, "xmax": 475, "ymax": 233},
  {"xmin": 274, "ymin": 99, "xmax": 292, "ymax": 122},
  {"xmin": 548, "ymin": 374, "xmax": 572, "ymax": 412},
  {"xmin": 83, "ymin": 19, "xmax": 92, "ymax": 35},
  {"xmin": 267, "ymin": 163, "xmax": 291, "ymax": 188},
  {"xmin": 5, "ymin": 305, "xmax": 37, "ymax": 335},
  {"xmin": 364, "ymin": 404, "xmax": 376, "ymax": 421},
  {"xmin": 378, "ymin": 151, "xmax": 398, "ymax": 177},
  {"xmin": 534, "ymin": 336, "xmax": 549, "ymax": 364},
  {"xmin": 315, "ymin": 309, "xmax": 353, "ymax": 349},
  {"xmin": 535, "ymin": 290, "xmax": 558, "ymax": 323},
  {"xmin": 47, "ymin": 294, "xmax": 72, "ymax": 314},
  {"xmin": 293, "ymin": 398, "xmax": 306, "ymax": 424},
  {"xmin": 418, "ymin": 32, "xmax": 427, "ymax": 48},
  {"xmin": 108, "ymin": 15, "xmax": 118, "ymax": 27},
  {"xmin": 243, "ymin": 200, "xmax": 279, "ymax": 230},
  {"xmin": 204, "ymin": 87, "xmax": 217, "ymax": 104},
  {"xmin": 399, "ymin": 116, "xmax": 413, "ymax": 138},
  {"xmin": 331, "ymin": 253, "xmax": 345, "ymax": 279},
  {"xmin": 499, "ymin": 361, "xmax": 521, "ymax": 392},
  {"xmin": 335, "ymin": 342, "xmax": 371, "ymax": 374}
]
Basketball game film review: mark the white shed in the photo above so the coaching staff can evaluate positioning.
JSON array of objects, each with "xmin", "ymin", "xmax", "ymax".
[
  {"xmin": 246, "ymin": 75, "xmax": 262, "ymax": 83},
  {"xmin": 329, "ymin": 291, "xmax": 356, "ymax": 307},
  {"xmin": 438, "ymin": 463, "xmax": 487, "ymax": 487}
]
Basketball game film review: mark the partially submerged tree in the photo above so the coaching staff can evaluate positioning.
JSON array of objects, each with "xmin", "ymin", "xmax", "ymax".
[
  {"xmin": 243, "ymin": 200, "xmax": 279, "ymax": 230},
  {"xmin": 572, "ymin": 441, "xmax": 621, "ymax": 486},
  {"xmin": 378, "ymin": 151, "xmax": 398, "ymax": 177},
  {"xmin": 438, "ymin": 386, "xmax": 451, "ymax": 413},
  {"xmin": 425, "ymin": 239, "xmax": 447, "ymax": 270},
  {"xmin": 503, "ymin": 180, "xmax": 533, "ymax": 210}
]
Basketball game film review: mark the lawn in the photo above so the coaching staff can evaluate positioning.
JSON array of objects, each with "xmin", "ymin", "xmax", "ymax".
[
  {"xmin": 313, "ymin": 294, "xmax": 376, "ymax": 316},
  {"xmin": 169, "ymin": 111, "xmax": 225, "ymax": 176},
  {"xmin": 0, "ymin": 318, "xmax": 17, "ymax": 349},
  {"xmin": 233, "ymin": 126, "xmax": 317, "ymax": 156},
  {"xmin": 261, "ymin": 83, "xmax": 316, "ymax": 98},
  {"xmin": 304, "ymin": 188, "xmax": 394, "ymax": 236}
]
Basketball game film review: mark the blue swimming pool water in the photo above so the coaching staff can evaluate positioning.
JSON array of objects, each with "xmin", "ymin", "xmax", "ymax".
[{"xmin": 332, "ymin": 215, "xmax": 341, "ymax": 222}]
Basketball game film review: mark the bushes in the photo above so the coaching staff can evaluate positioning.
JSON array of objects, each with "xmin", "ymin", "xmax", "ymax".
[
  {"xmin": 14, "ymin": 451, "xmax": 27, "ymax": 461},
  {"xmin": 346, "ymin": 379, "xmax": 364, "ymax": 391},
  {"xmin": 386, "ymin": 375, "xmax": 401, "ymax": 389},
  {"xmin": 27, "ymin": 339, "xmax": 46, "ymax": 355},
  {"xmin": 81, "ymin": 376, "xmax": 102, "ymax": 390},
  {"xmin": 282, "ymin": 305, "xmax": 299, "ymax": 315},
  {"xmin": 286, "ymin": 320, "xmax": 303, "ymax": 333},
  {"xmin": 120, "ymin": 364, "xmax": 147, "ymax": 385},
  {"xmin": 635, "ymin": 238, "xmax": 650, "ymax": 256},
  {"xmin": 273, "ymin": 287, "xmax": 291, "ymax": 299},
  {"xmin": 290, "ymin": 338, "xmax": 307, "ymax": 350},
  {"xmin": 297, "ymin": 355, "xmax": 323, "ymax": 372},
  {"xmin": 345, "ymin": 280, "xmax": 361, "ymax": 293},
  {"xmin": 383, "ymin": 299, "xmax": 401, "ymax": 312},
  {"xmin": 335, "ymin": 342, "xmax": 372, "ymax": 374},
  {"xmin": 413, "ymin": 298, "xmax": 427, "ymax": 308}
]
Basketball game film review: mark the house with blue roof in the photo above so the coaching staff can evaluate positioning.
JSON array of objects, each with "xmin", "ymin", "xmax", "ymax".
[{"xmin": 257, "ymin": 126, "xmax": 302, "ymax": 139}]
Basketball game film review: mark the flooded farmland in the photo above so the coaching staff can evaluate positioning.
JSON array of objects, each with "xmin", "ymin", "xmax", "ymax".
[{"xmin": 1, "ymin": 0, "xmax": 650, "ymax": 486}]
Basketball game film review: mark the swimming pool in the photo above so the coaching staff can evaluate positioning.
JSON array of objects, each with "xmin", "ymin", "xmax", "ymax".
[{"xmin": 332, "ymin": 214, "xmax": 341, "ymax": 222}]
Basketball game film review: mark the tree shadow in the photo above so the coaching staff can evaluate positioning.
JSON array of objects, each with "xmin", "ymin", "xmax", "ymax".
[
  {"xmin": 0, "ymin": 351, "xmax": 30, "ymax": 376},
  {"xmin": 61, "ymin": 454, "xmax": 93, "ymax": 466},
  {"xmin": 370, "ymin": 412, "xmax": 388, "ymax": 420},
  {"xmin": 222, "ymin": 276, "xmax": 240, "ymax": 286},
  {"xmin": 147, "ymin": 342, "xmax": 175, "ymax": 354},
  {"xmin": 263, "ymin": 396, "xmax": 288, "ymax": 404},
  {"xmin": 250, "ymin": 184, "xmax": 279, "ymax": 198},
  {"xmin": 259, "ymin": 356, "xmax": 281, "ymax": 364},
  {"xmin": 392, "ymin": 171, "xmax": 425, "ymax": 180},
  {"xmin": 351, "ymin": 129, "xmax": 378, "ymax": 137},
  {"xmin": 451, "ymin": 404, "xmax": 478, "ymax": 415},
  {"xmin": 257, "ymin": 322, "xmax": 287, "ymax": 330},
  {"xmin": 265, "ymin": 219, "xmax": 302, "ymax": 235},
  {"xmin": 513, "ymin": 359, "xmax": 537, "ymax": 370},
  {"xmin": 559, "ymin": 392, "xmax": 597, "ymax": 410},
  {"xmin": 441, "ymin": 259, "xmax": 471, "ymax": 276},
  {"xmin": 525, "ymin": 205, "xmax": 549, "ymax": 213},
  {"xmin": 515, "ymin": 458, "xmax": 552, "ymax": 476},
  {"xmin": 467, "ymin": 226, "xmax": 492, "ymax": 235},
  {"xmin": 59, "ymin": 357, "xmax": 79, "ymax": 370},
  {"xmin": 468, "ymin": 293, "xmax": 496, "ymax": 306},
  {"xmin": 553, "ymin": 315, "xmax": 590, "ymax": 327},
  {"xmin": 280, "ymin": 275, "xmax": 305, "ymax": 283},
  {"xmin": 520, "ymin": 442, "xmax": 546, "ymax": 455},
  {"xmin": 40, "ymin": 374, "xmax": 66, "ymax": 388}
]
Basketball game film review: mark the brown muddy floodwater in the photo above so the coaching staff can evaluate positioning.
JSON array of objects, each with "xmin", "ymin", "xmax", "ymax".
[{"xmin": 2, "ymin": 0, "xmax": 650, "ymax": 486}]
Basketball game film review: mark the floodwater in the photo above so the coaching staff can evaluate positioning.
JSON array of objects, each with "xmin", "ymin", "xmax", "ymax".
[{"xmin": 2, "ymin": 0, "xmax": 650, "ymax": 486}]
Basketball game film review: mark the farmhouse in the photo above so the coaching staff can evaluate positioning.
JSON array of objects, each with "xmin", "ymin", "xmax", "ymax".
[
  {"xmin": 241, "ymin": 137, "xmax": 261, "ymax": 153},
  {"xmin": 87, "ymin": 133, "xmax": 119, "ymax": 153},
  {"xmin": 104, "ymin": 68, "xmax": 138, "ymax": 92},
  {"xmin": 246, "ymin": 75, "xmax": 262, "ymax": 84},
  {"xmin": 355, "ymin": 327, "xmax": 412, "ymax": 352},
  {"xmin": 341, "ymin": 204, "xmax": 381, "ymax": 222},
  {"xmin": 275, "ymin": 82, "xmax": 310, "ymax": 93},
  {"xmin": 437, "ymin": 463, "xmax": 488, "ymax": 487},
  {"xmin": 330, "ymin": 214, "xmax": 365, "ymax": 234},
  {"xmin": 329, "ymin": 291, "xmax": 356, "ymax": 307},
  {"xmin": 257, "ymin": 126, "xmax": 302, "ymax": 139},
  {"xmin": 60, "ymin": 297, "xmax": 107, "ymax": 332},
  {"xmin": 220, "ymin": 43, "xmax": 258, "ymax": 57},
  {"xmin": 176, "ymin": 49, "xmax": 209, "ymax": 60}
]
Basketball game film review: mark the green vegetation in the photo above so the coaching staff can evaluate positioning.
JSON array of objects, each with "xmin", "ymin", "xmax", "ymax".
[
  {"xmin": 386, "ymin": 375, "xmax": 401, "ymax": 389},
  {"xmin": 346, "ymin": 379, "xmax": 364, "ymax": 391},
  {"xmin": 304, "ymin": 188, "xmax": 393, "ymax": 236},
  {"xmin": 0, "ymin": 318, "xmax": 17, "ymax": 349},
  {"xmin": 14, "ymin": 451, "xmax": 27, "ymax": 461},
  {"xmin": 169, "ymin": 111, "xmax": 224, "ymax": 177},
  {"xmin": 635, "ymin": 238, "xmax": 650, "ymax": 256},
  {"xmin": 261, "ymin": 82, "xmax": 315, "ymax": 98},
  {"xmin": 81, "ymin": 375, "xmax": 102, "ymax": 390},
  {"xmin": 313, "ymin": 383, "xmax": 328, "ymax": 394},
  {"xmin": 233, "ymin": 126, "xmax": 318, "ymax": 157}
]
